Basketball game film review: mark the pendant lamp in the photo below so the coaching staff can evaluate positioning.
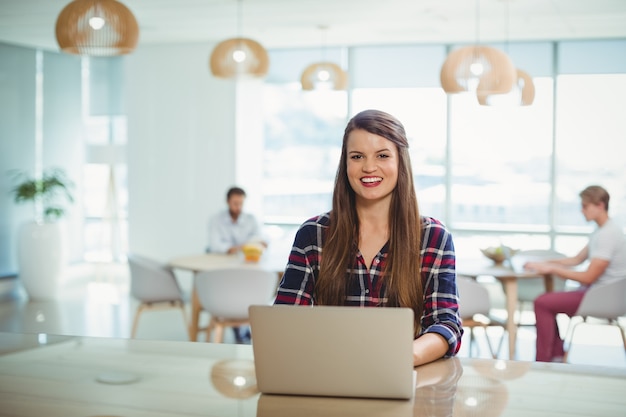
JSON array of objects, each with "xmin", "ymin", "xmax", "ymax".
[
  {"xmin": 478, "ymin": 68, "xmax": 535, "ymax": 106},
  {"xmin": 440, "ymin": 0, "xmax": 516, "ymax": 97},
  {"xmin": 209, "ymin": 0, "xmax": 269, "ymax": 79},
  {"xmin": 301, "ymin": 62, "xmax": 348, "ymax": 91},
  {"xmin": 440, "ymin": 45, "xmax": 516, "ymax": 96},
  {"xmin": 55, "ymin": 0, "xmax": 139, "ymax": 56},
  {"xmin": 301, "ymin": 26, "xmax": 348, "ymax": 91},
  {"xmin": 477, "ymin": 1, "xmax": 535, "ymax": 106}
]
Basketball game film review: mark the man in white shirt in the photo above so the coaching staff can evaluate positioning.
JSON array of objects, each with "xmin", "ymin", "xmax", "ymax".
[
  {"xmin": 208, "ymin": 186, "xmax": 265, "ymax": 254},
  {"xmin": 207, "ymin": 186, "xmax": 266, "ymax": 343},
  {"xmin": 525, "ymin": 185, "xmax": 626, "ymax": 362}
]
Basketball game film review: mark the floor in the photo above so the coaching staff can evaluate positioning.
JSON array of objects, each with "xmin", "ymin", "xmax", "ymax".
[{"xmin": 0, "ymin": 262, "xmax": 624, "ymax": 368}]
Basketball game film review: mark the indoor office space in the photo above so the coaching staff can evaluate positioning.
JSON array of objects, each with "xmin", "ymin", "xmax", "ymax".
[{"xmin": 1, "ymin": 1, "xmax": 626, "ymax": 416}]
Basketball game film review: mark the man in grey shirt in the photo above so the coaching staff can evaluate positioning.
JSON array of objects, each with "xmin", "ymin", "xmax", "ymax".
[{"xmin": 526, "ymin": 185, "xmax": 626, "ymax": 362}]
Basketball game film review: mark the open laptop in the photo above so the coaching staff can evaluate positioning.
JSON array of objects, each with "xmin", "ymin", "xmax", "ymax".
[{"xmin": 248, "ymin": 305, "xmax": 416, "ymax": 400}]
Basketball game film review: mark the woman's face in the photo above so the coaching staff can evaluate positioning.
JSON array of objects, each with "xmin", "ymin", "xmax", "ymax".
[{"xmin": 346, "ymin": 128, "xmax": 399, "ymax": 206}]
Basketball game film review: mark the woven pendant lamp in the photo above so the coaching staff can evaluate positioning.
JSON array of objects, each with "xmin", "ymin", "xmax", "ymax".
[
  {"xmin": 477, "ymin": 68, "xmax": 535, "ymax": 106},
  {"xmin": 210, "ymin": 38, "xmax": 269, "ymax": 79},
  {"xmin": 440, "ymin": 0, "xmax": 516, "ymax": 98},
  {"xmin": 301, "ymin": 61, "xmax": 348, "ymax": 91},
  {"xmin": 55, "ymin": 0, "xmax": 139, "ymax": 56},
  {"xmin": 440, "ymin": 45, "xmax": 517, "ymax": 96},
  {"xmin": 516, "ymin": 69, "xmax": 535, "ymax": 106},
  {"xmin": 300, "ymin": 26, "xmax": 347, "ymax": 91},
  {"xmin": 209, "ymin": 0, "xmax": 269, "ymax": 79},
  {"xmin": 476, "ymin": 1, "xmax": 535, "ymax": 106}
]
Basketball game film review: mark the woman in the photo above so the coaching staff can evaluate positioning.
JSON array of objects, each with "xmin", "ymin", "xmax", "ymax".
[{"xmin": 275, "ymin": 109, "xmax": 462, "ymax": 366}]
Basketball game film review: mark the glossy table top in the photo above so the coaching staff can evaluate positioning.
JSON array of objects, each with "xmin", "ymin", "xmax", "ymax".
[
  {"xmin": 169, "ymin": 252, "xmax": 287, "ymax": 274},
  {"xmin": 0, "ymin": 332, "xmax": 625, "ymax": 417}
]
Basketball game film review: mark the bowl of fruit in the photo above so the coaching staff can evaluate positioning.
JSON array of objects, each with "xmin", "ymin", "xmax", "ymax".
[{"xmin": 481, "ymin": 246, "xmax": 518, "ymax": 265}]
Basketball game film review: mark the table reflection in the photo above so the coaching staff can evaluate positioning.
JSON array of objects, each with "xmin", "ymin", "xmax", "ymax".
[
  {"xmin": 211, "ymin": 359, "xmax": 258, "ymax": 399},
  {"xmin": 414, "ymin": 357, "xmax": 463, "ymax": 417}
]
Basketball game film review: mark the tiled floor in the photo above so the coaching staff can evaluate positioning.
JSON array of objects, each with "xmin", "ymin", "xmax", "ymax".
[{"xmin": 0, "ymin": 262, "xmax": 624, "ymax": 368}]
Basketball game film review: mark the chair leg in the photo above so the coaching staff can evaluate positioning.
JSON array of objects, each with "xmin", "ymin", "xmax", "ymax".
[
  {"xmin": 214, "ymin": 324, "xmax": 225, "ymax": 343},
  {"xmin": 495, "ymin": 327, "xmax": 505, "ymax": 358},
  {"xmin": 562, "ymin": 317, "xmax": 577, "ymax": 363},
  {"xmin": 614, "ymin": 320, "xmax": 626, "ymax": 357},
  {"xmin": 486, "ymin": 326, "xmax": 505, "ymax": 359},
  {"xmin": 563, "ymin": 318, "xmax": 587, "ymax": 363},
  {"xmin": 131, "ymin": 304, "xmax": 147, "ymax": 338},
  {"xmin": 484, "ymin": 327, "xmax": 497, "ymax": 359},
  {"xmin": 176, "ymin": 301, "xmax": 191, "ymax": 340}
]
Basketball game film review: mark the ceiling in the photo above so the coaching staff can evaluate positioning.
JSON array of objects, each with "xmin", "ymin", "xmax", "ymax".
[{"xmin": 1, "ymin": 0, "xmax": 626, "ymax": 52}]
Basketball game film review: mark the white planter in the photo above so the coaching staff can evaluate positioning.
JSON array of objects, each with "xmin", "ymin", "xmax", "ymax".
[{"xmin": 17, "ymin": 221, "xmax": 67, "ymax": 300}]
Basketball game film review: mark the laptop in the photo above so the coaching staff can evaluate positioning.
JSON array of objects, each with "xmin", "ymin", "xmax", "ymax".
[{"xmin": 248, "ymin": 305, "xmax": 416, "ymax": 400}]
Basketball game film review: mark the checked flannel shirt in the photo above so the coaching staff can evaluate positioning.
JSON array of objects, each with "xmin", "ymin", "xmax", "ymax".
[{"xmin": 274, "ymin": 212, "xmax": 463, "ymax": 358}]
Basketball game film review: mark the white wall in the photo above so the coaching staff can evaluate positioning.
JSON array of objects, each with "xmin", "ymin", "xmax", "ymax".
[{"xmin": 125, "ymin": 43, "xmax": 237, "ymax": 260}]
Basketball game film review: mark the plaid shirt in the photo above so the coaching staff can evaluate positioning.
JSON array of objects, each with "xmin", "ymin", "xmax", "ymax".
[{"xmin": 275, "ymin": 212, "xmax": 462, "ymax": 357}]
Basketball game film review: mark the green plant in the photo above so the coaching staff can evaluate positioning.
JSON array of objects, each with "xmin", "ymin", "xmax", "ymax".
[{"xmin": 10, "ymin": 167, "xmax": 74, "ymax": 223}]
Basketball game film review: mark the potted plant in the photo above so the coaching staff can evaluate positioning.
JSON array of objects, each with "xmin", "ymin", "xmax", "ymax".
[{"xmin": 10, "ymin": 168, "xmax": 74, "ymax": 299}]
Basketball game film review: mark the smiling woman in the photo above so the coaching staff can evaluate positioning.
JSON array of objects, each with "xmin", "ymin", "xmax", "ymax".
[{"xmin": 274, "ymin": 109, "xmax": 463, "ymax": 367}]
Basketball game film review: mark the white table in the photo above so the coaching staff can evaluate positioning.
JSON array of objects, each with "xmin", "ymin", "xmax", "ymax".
[
  {"xmin": 457, "ymin": 260, "xmax": 554, "ymax": 360},
  {"xmin": 169, "ymin": 253, "xmax": 285, "ymax": 341},
  {"xmin": 1, "ymin": 332, "xmax": 625, "ymax": 416}
]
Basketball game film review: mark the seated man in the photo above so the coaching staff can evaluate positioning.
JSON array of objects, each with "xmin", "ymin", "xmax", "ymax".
[
  {"xmin": 207, "ymin": 186, "xmax": 266, "ymax": 343},
  {"xmin": 208, "ymin": 186, "xmax": 266, "ymax": 254},
  {"xmin": 525, "ymin": 185, "xmax": 626, "ymax": 362}
]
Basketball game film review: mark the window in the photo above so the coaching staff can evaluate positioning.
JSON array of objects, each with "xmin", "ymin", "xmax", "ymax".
[
  {"xmin": 262, "ymin": 84, "xmax": 347, "ymax": 224},
  {"xmin": 259, "ymin": 40, "xmax": 626, "ymax": 259},
  {"xmin": 448, "ymin": 77, "xmax": 554, "ymax": 231},
  {"xmin": 554, "ymin": 74, "xmax": 626, "ymax": 232},
  {"xmin": 82, "ymin": 58, "xmax": 128, "ymax": 262}
]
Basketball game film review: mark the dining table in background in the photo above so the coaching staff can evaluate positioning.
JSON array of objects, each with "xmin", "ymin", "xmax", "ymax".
[
  {"xmin": 169, "ymin": 252, "xmax": 286, "ymax": 341},
  {"xmin": 1, "ymin": 331, "xmax": 625, "ymax": 417},
  {"xmin": 456, "ymin": 259, "xmax": 555, "ymax": 360}
]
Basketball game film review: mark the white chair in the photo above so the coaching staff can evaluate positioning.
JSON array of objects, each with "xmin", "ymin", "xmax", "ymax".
[
  {"xmin": 509, "ymin": 249, "xmax": 568, "ymax": 326},
  {"xmin": 127, "ymin": 253, "xmax": 189, "ymax": 338},
  {"xmin": 563, "ymin": 278, "xmax": 626, "ymax": 362},
  {"xmin": 194, "ymin": 267, "xmax": 278, "ymax": 343},
  {"xmin": 457, "ymin": 276, "xmax": 506, "ymax": 359}
]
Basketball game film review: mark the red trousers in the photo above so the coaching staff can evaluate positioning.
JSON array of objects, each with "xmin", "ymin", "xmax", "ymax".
[{"xmin": 533, "ymin": 289, "xmax": 586, "ymax": 362}]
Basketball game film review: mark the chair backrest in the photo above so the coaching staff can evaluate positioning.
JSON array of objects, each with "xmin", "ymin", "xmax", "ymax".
[
  {"xmin": 510, "ymin": 249, "xmax": 567, "ymax": 301},
  {"xmin": 457, "ymin": 276, "xmax": 491, "ymax": 318},
  {"xmin": 194, "ymin": 268, "xmax": 278, "ymax": 320},
  {"xmin": 575, "ymin": 278, "xmax": 626, "ymax": 319},
  {"xmin": 127, "ymin": 253, "xmax": 184, "ymax": 303}
]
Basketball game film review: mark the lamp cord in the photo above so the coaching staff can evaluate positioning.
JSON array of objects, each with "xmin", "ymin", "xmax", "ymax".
[
  {"xmin": 319, "ymin": 25, "xmax": 328, "ymax": 61},
  {"xmin": 237, "ymin": 0, "xmax": 243, "ymax": 38},
  {"xmin": 475, "ymin": 0, "xmax": 480, "ymax": 46}
]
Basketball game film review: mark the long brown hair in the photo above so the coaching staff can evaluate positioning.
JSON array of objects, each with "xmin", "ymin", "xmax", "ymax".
[{"xmin": 316, "ymin": 109, "xmax": 424, "ymax": 334}]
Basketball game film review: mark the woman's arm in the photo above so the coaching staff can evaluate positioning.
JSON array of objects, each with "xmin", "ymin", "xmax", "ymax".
[
  {"xmin": 417, "ymin": 218, "xmax": 463, "ymax": 365},
  {"xmin": 413, "ymin": 333, "xmax": 449, "ymax": 366},
  {"xmin": 274, "ymin": 216, "xmax": 324, "ymax": 305}
]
